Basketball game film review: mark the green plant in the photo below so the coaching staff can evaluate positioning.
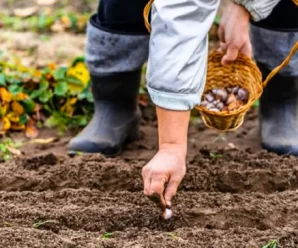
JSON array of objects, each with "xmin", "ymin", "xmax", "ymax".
[
  {"xmin": 0, "ymin": 57, "xmax": 93, "ymax": 136},
  {"xmin": 253, "ymin": 99, "xmax": 260, "ymax": 108},
  {"xmin": 0, "ymin": 138, "xmax": 22, "ymax": 161},
  {"xmin": 168, "ymin": 233, "xmax": 179, "ymax": 240},
  {"xmin": 100, "ymin": 233, "xmax": 113, "ymax": 240},
  {"xmin": 0, "ymin": 10, "xmax": 90, "ymax": 34},
  {"xmin": 210, "ymin": 152, "xmax": 224, "ymax": 159},
  {"xmin": 262, "ymin": 240, "xmax": 277, "ymax": 248}
]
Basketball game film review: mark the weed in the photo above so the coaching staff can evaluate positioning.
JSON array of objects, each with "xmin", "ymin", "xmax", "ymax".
[
  {"xmin": 100, "ymin": 233, "xmax": 113, "ymax": 240},
  {"xmin": 0, "ymin": 138, "xmax": 22, "ymax": 161},
  {"xmin": 262, "ymin": 240, "xmax": 277, "ymax": 248},
  {"xmin": 210, "ymin": 152, "xmax": 224, "ymax": 159}
]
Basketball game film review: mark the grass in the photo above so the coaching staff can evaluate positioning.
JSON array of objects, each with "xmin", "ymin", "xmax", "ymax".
[
  {"xmin": 0, "ymin": 137, "xmax": 22, "ymax": 161},
  {"xmin": 99, "ymin": 232, "xmax": 113, "ymax": 240},
  {"xmin": 262, "ymin": 240, "xmax": 277, "ymax": 248}
]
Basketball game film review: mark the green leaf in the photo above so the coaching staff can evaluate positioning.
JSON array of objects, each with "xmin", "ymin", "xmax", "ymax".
[
  {"xmin": 0, "ymin": 74, "xmax": 6, "ymax": 86},
  {"xmin": 54, "ymin": 67, "xmax": 67, "ymax": 81},
  {"xmin": 19, "ymin": 114, "xmax": 28, "ymax": 125},
  {"xmin": 253, "ymin": 100, "xmax": 260, "ymax": 108},
  {"xmin": 38, "ymin": 90, "xmax": 52, "ymax": 103},
  {"xmin": 8, "ymin": 85, "xmax": 23, "ymax": 95},
  {"xmin": 262, "ymin": 241, "xmax": 277, "ymax": 248},
  {"xmin": 78, "ymin": 86, "xmax": 93, "ymax": 102},
  {"xmin": 30, "ymin": 80, "xmax": 49, "ymax": 99},
  {"xmin": 210, "ymin": 153, "xmax": 224, "ymax": 159},
  {"xmin": 44, "ymin": 115, "xmax": 59, "ymax": 128},
  {"xmin": 100, "ymin": 233, "xmax": 113, "ymax": 239},
  {"xmin": 72, "ymin": 115, "xmax": 88, "ymax": 126},
  {"xmin": 3, "ymin": 154, "xmax": 11, "ymax": 161},
  {"xmin": 54, "ymin": 81, "xmax": 68, "ymax": 96},
  {"xmin": 214, "ymin": 15, "xmax": 221, "ymax": 25},
  {"xmin": 71, "ymin": 56, "xmax": 85, "ymax": 67},
  {"xmin": 22, "ymin": 99, "xmax": 35, "ymax": 113},
  {"xmin": 66, "ymin": 76, "xmax": 84, "ymax": 86}
]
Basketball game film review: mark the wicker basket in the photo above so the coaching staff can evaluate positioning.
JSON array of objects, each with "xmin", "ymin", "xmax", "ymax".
[
  {"xmin": 143, "ymin": 1, "xmax": 298, "ymax": 131},
  {"xmin": 195, "ymin": 45, "xmax": 298, "ymax": 131}
]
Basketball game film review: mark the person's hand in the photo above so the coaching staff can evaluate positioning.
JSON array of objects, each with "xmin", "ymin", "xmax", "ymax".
[
  {"xmin": 142, "ymin": 145, "xmax": 186, "ymax": 213},
  {"xmin": 218, "ymin": 2, "xmax": 252, "ymax": 65}
]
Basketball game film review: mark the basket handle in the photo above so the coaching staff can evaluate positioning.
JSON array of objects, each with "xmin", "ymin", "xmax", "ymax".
[
  {"xmin": 143, "ymin": 0, "xmax": 153, "ymax": 33},
  {"xmin": 262, "ymin": 41, "xmax": 298, "ymax": 88}
]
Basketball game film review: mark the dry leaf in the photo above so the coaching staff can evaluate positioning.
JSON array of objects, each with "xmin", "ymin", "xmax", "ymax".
[
  {"xmin": 7, "ymin": 112, "xmax": 20, "ymax": 123},
  {"xmin": 35, "ymin": 0, "xmax": 56, "ymax": 5},
  {"xmin": 50, "ymin": 22, "xmax": 65, "ymax": 33},
  {"xmin": 28, "ymin": 137, "xmax": 57, "ymax": 144},
  {"xmin": 7, "ymin": 146, "xmax": 22, "ymax": 156},
  {"xmin": 11, "ymin": 123, "xmax": 26, "ymax": 131},
  {"xmin": 0, "ymin": 88, "xmax": 13, "ymax": 103},
  {"xmin": 14, "ymin": 7, "xmax": 38, "ymax": 18},
  {"xmin": 25, "ymin": 119, "xmax": 39, "ymax": 138},
  {"xmin": 11, "ymin": 101, "xmax": 25, "ymax": 115},
  {"xmin": 0, "ymin": 117, "xmax": 11, "ymax": 131}
]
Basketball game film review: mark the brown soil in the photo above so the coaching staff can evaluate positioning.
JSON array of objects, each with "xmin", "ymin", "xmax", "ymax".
[{"xmin": 1, "ymin": 108, "xmax": 298, "ymax": 247}]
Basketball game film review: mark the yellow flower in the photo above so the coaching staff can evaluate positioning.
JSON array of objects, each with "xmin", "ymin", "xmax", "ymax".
[
  {"xmin": 14, "ymin": 92, "xmax": 29, "ymax": 101},
  {"xmin": 69, "ymin": 97, "xmax": 77, "ymax": 105},
  {"xmin": 60, "ymin": 16, "xmax": 72, "ymax": 28},
  {"xmin": 48, "ymin": 63, "xmax": 57, "ymax": 71},
  {"xmin": 7, "ymin": 112, "xmax": 20, "ymax": 123},
  {"xmin": 67, "ymin": 62, "xmax": 90, "ymax": 95},
  {"xmin": 0, "ymin": 103, "xmax": 9, "ymax": 117},
  {"xmin": 0, "ymin": 87, "xmax": 13, "ymax": 103},
  {"xmin": 0, "ymin": 117, "xmax": 11, "ymax": 131},
  {"xmin": 11, "ymin": 101, "xmax": 24, "ymax": 115}
]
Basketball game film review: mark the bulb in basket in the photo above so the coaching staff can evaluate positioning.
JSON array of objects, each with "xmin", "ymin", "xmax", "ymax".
[{"xmin": 200, "ymin": 86, "xmax": 249, "ymax": 113}]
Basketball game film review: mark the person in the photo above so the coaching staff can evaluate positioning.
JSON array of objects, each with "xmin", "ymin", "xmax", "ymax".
[{"xmin": 68, "ymin": 0, "xmax": 298, "ymax": 213}]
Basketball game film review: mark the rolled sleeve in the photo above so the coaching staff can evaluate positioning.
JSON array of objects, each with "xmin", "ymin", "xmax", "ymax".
[
  {"xmin": 233, "ymin": 0, "xmax": 281, "ymax": 22},
  {"xmin": 146, "ymin": 0, "xmax": 220, "ymax": 111}
]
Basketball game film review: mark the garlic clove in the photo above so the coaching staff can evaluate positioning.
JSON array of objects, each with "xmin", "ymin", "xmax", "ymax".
[
  {"xmin": 237, "ymin": 88, "xmax": 249, "ymax": 102},
  {"xmin": 216, "ymin": 102, "xmax": 224, "ymax": 111},
  {"xmin": 163, "ymin": 208, "xmax": 173, "ymax": 220},
  {"xmin": 211, "ymin": 88, "xmax": 219, "ymax": 95},
  {"xmin": 233, "ymin": 86, "xmax": 239, "ymax": 94},
  {"xmin": 213, "ymin": 99, "xmax": 220, "ymax": 105},
  {"xmin": 226, "ymin": 93, "xmax": 237, "ymax": 105},
  {"xmin": 205, "ymin": 93, "xmax": 215, "ymax": 102},
  {"xmin": 209, "ymin": 108, "xmax": 220, "ymax": 112},
  {"xmin": 215, "ymin": 88, "xmax": 228, "ymax": 102},
  {"xmin": 227, "ymin": 100, "xmax": 244, "ymax": 111},
  {"xmin": 206, "ymin": 103, "xmax": 215, "ymax": 110},
  {"xmin": 200, "ymin": 100, "xmax": 208, "ymax": 107}
]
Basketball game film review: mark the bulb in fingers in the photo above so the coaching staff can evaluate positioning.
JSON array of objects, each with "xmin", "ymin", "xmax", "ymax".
[{"xmin": 162, "ymin": 208, "xmax": 173, "ymax": 220}]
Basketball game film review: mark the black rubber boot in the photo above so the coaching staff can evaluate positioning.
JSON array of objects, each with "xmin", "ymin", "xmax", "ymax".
[
  {"xmin": 68, "ymin": 70, "xmax": 142, "ymax": 157},
  {"xmin": 259, "ymin": 63, "xmax": 298, "ymax": 156}
]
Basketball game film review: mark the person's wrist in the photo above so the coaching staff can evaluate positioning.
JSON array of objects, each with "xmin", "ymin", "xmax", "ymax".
[
  {"xmin": 159, "ymin": 143, "xmax": 187, "ymax": 159},
  {"xmin": 230, "ymin": 1, "xmax": 250, "ymax": 20}
]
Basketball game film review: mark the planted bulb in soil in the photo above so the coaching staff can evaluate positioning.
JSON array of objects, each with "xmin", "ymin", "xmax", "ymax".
[{"xmin": 163, "ymin": 208, "xmax": 173, "ymax": 220}]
